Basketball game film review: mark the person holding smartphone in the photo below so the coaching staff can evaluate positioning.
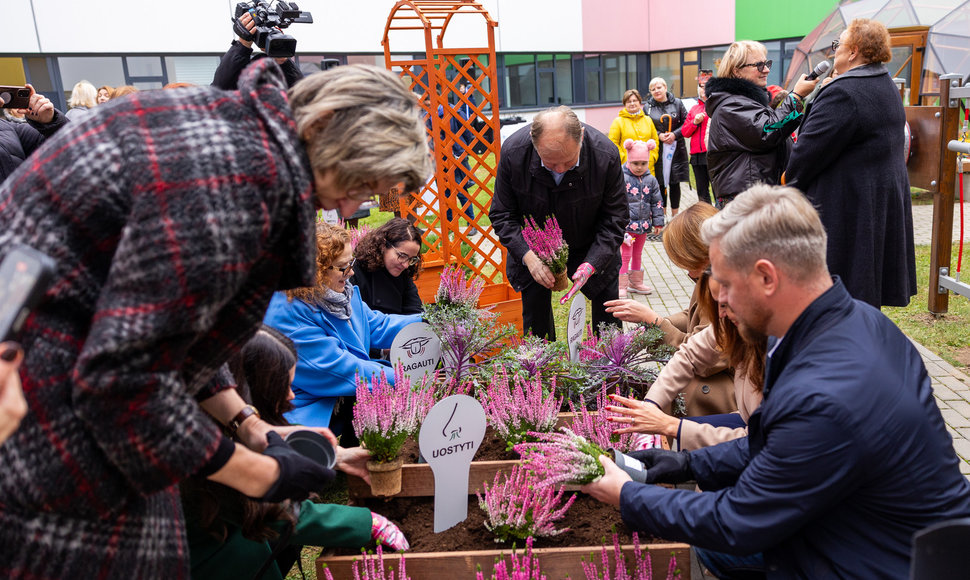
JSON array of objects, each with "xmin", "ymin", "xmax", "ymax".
[{"xmin": 0, "ymin": 84, "xmax": 69, "ymax": 183}]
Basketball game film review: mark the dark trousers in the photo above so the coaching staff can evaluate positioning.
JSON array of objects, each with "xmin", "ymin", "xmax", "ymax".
[
  {"xmin": 658, "ymin": 180, "xmax": 682, "ymax": 210},
  {"xmin": 520, "ymin": 278, "xmax": 620, "ymax": 341},
  {"xmin": 692, "ymin": 161, "xmax": 713, "ymax": 204},
  {"xmin": 694, "ymin": 547, "xmax": 765, "ymax": 580},
  {"xmin": 445, "ymin": 157, "xmax": 476, "ymax": 223}
]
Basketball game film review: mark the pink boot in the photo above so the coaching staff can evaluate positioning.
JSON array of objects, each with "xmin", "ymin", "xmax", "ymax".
[
  {"xmin": 627, "ymin": 270, "xmax": 653, "ymax": 295},
  {"xmin": 618, "ymin": 272, "xmax": 629, "ymax": 298}
]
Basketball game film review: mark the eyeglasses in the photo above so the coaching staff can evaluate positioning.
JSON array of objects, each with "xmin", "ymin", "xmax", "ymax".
[
  {"xmin": 329, "ymin": 257, "xmax": 356, "ymax": 276},
  {"xmin": 738, "ymin": 60, "xmax": 772, "ymax": 73},
  {"xmin": 394, "ymin": 250, "xmax": 420, "ymax": 266},
  {"xmin": 831, "ymin": 40, "xmax": 840, "ymax": 52}
]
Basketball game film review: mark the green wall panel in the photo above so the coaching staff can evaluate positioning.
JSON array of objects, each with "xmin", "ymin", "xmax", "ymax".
[{"xmin": 735, "ymin": 0, "xmax": 840, "ymax": 40}]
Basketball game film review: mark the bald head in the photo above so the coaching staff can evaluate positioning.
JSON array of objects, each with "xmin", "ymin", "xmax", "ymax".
[{"xmin": 531, "ymin": 106, "xmax": 584, "ymax": 174}]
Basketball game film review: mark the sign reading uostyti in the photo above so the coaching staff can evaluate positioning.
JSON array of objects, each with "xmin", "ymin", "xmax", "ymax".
[{"xmin": 418, "ymin": 394, "xmax": 486, "ymax": 533}]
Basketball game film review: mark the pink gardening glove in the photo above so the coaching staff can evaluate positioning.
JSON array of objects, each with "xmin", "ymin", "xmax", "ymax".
[
  {"xmin": 371, "ymin": 512, "xmax": 409, "ymax": 551},
  {"xmin": 560, "ymin": 262, "xmax": 595, "ymax": 305}
]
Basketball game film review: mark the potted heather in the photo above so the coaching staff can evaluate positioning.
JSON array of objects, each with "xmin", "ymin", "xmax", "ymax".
[
  {"xmin": 513, "ymin": 428, "xmax": 610, "ymax": 488},
  {"xmin": 477, "ymin": 464, "xmax": 576, "ymax": 543},
  {"xmin": 352, "ymin": 368, "xmax": 435, "ymax": 496},
  {"xmin": 479, "ymin": 367, "xmax": 562, "ymax": 450},
  {"xmin": 521, "ymin": 216, "xmax": 569, "ymax": 291}
]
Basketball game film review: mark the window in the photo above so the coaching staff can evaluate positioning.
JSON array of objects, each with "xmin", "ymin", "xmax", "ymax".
[
  {"xmin": 650, "ymin": 51, "xmax": 682, "ymax": 97},
  {"xmin": 555, "ymin": 55, "xmax": 573, "ymax": 105},
  {"xmin": 700, "ymin": 46, "xmax": 729, "ymax": 75},
  {"xmin": 165, "ymin": 56, "xmax": 221, "ymax": 86},
  {"xmin": 585, "ymin": 54, "xmax": 601, "ymax": 103},
  {"xmin": 58, "ymin": 57, "xmax": 126, "ymax": 103},
  {"xmin": 504, "ymin": 54, "xmax": 537, "ymax": 108},
  {"xmin": 603, "ymin": 54, "xmax": 624, "ymax": 101}
]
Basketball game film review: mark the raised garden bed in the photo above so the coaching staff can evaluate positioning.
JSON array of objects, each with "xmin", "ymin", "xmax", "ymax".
[{"xmin": 318, "ymin": 494, "xmax": 691, "ymax": 579}]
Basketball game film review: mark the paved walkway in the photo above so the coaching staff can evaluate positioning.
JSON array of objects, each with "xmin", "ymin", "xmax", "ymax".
[{"xmin": 634, "ymin": 187, "xmax": 970, "ymax": 479}]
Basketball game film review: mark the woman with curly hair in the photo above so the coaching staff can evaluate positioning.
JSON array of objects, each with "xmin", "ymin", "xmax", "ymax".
[
  {"xmin": 263, "ymin": 222, "xmax": 422, "ymax": 436},
  {"xmin": 350, "ymin": 217, "xmax": 424, "ymax": 316}
]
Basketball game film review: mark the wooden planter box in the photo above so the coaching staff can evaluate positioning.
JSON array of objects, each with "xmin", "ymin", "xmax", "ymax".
[{"xmin": 317, "ymin": 542, "xmax": 691, "ymax": 579}]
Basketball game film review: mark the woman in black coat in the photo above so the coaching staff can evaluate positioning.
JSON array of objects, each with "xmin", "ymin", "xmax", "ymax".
[
  {"xmin": 705, "ymin": 41, "xmax": 819, "ymax": 207},
  {"xmin": 645, "ymin": 78, "xmax": 689, "ymax": 216},
  {"xmin": 350, "ymin": 217, "xmax": 424, "ymax": 316},
  {"xmin": 786, "ymin": 19, "xmax": 916, "ymax": 308}
]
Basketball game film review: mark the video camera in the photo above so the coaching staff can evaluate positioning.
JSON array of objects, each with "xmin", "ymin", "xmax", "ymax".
[{"xmin": 234, "ymin": 1, "xmax": 313, "ymax": 59}]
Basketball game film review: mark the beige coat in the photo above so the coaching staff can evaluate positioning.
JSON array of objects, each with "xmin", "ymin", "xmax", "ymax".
[
  {"xmin": 645, "ymin": 325, "xmax": 762, "ymax": 450},
  {"xmin": 657, "ymin": 283, "xmax": 737, "ymax": 417}
]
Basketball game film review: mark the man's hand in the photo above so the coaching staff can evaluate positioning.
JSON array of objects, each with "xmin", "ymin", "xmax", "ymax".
[
  {"xmin": 15, "ymin": 85, "xmax": 54, "ymax": 125},
  {"xmin": 336, "ymin": 445, "xmax": 372, "ymax": 484},
  {"xmin": 607, "ymin": 393, "xmax": 680, "ymax": 438},
  {"xmin": 604, "ymin": 299, "xmax": 662, "ymax": 324},
  {"xmin": 523, "ymin": 250, "xmax": 554, "ymax": 289},
  {"xmin": 234, "ymin": 10, "xmax": 257, "ymax": 48},
  {"xmin": 626, "ymin": 448, "xmax": 694, "ymax": 484},
  {"xmin": 581, "ymin": 455, "xmax": 631, "ymax": 507},
  {"xmin": 560, "ymin": 262, "xmax": 594, "ymax": 305}
]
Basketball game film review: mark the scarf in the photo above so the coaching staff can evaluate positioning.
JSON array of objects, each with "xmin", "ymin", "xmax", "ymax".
[{"xmin": 320, "ymin": 285, "xmax": 353, "ymax": 320}]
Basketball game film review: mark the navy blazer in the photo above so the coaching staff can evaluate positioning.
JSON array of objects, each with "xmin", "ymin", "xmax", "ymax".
[{"xmin": 620, "ymin": 280, "xmax": 970, "ymax": 578}]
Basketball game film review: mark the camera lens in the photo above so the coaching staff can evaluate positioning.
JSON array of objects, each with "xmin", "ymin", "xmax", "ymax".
[{"xmin": 17, "ymin": 89, "xmax": 29, "ymax": 97}]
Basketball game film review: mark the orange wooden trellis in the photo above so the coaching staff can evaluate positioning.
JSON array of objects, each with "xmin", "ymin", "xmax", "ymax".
[{"xmin": 382, "ymin": 0, "xmax": 521, "ymax": 332}]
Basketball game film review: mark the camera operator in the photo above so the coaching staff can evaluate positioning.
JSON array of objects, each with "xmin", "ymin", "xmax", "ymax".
[
  {"xmin": 212, "ymin": 9, "xmax": 303, "ymax": 90},
  {"xmin": 0, "ymin": 84, "xmax": 69, "ymax": 183}
]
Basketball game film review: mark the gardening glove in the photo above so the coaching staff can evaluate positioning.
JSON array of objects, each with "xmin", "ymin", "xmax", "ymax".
[
  {"xmin": 559, "ymin": 262, "xmax": 595, "ymax": 305},
  {"xmin": 260, "ymin": 432, "xmax": 336, "ymax": 503},
  {"xmin": 371, "ymin": 512, "xmax": 410, "ymax": 551},
  {"xmin": 626, "ymin": 448, "xmax": 694, "ymax": 484}
]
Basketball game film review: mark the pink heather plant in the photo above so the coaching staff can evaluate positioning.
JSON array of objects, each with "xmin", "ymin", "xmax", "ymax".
[
  {"xmin": 348, "ymin": 223, "xmax": 374, "ymax": 250},
  {"xmin": 476, "ymin": 536, "xmax": 546, "ymax": 580},
  {"xmin": 352, "ymin": 366, "xmax": 436, "ymax": 463},
  {"xmin": 568, "ymin": 386, "xmax": 641, "ymax": 454},
  {"xmin": 436, "ymin": 263, "xmax": 486, "ymax": 307},
  {"xmin": 521, "ymin": 216, "xmax": 568, "ymax": 274},
  {"xmin": 320, "ymin": 546, "xmax": 409, "ymax": 580},
  {"xmin": 477, "ymin": 464, "xmax": 577, "ymax": 543},
  {"xmin": 581, "ymin": 532, "xmax": 681, "ymax": 580},
  {"xmin": 514, "ymin": 428, "xmax": 608, "ymax": 488},
  {"xmin": 481, "ymin": 367, "xmax": 561, "ymax": 449}
]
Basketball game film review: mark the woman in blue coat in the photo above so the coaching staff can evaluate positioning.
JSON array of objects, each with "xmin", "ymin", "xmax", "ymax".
[{"xmin": 264, "ymin": 223, "xmax": 422, "ymax": 435}]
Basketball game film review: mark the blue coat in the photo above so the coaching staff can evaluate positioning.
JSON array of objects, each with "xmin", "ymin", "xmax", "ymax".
[
  {"xmin": 263, "ymin": 288, "xmax": 422, "ymax": 427},
  {"xmin": 620, "ymin": 280, "xmax": 970, "ymax": 578}
]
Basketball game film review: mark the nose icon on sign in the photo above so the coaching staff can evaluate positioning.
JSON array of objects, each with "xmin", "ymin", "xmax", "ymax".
[{"xmin": 442, "ymin": 402, "xmax": 462, "ymax": 440}]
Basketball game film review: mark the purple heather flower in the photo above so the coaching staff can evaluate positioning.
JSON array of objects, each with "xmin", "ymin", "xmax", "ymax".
[
  {"xmin": 514, "ymin": 428, "xmax": 607, "ymax": 488},
  {"xmin": 477, "ymin": 464, "xmax": 576, "ymax": 543},
  {"xmin": 480, "ymin": 367, "xmax": 561, "ymax": 447},
  {"xmin": 352, "ymin": 366, "xmax": 436, "ymax": 463}
]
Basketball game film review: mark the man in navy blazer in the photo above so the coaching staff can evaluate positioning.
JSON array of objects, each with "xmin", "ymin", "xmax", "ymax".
[{"xmin": 584, "ymin": 184, "xmax": 970, "ymax": 578}]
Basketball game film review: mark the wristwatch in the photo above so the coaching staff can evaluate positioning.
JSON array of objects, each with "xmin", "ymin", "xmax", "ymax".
[{"xmin": 227, "ymin": 405, "xmax": 260, "ymax": 438}]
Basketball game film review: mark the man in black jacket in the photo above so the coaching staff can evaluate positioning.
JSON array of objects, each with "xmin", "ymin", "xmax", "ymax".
[
  {"xmin": 0, "ymin": 85, "xmax": 68, "ymax": 183},
  {"xmin": 490, "ymin": 106, "xmax": 627, "ymax": 340}
]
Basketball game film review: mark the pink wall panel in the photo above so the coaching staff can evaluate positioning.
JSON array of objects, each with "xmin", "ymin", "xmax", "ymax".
[
  {"xmin": 647, "ymin": 0, "xmax": 735, "ymax": 50},
  {"xmin": 581, "ymin": 0, "xmax": 651, "ymax": 51},
  {"xmin": 584, "ymin": 105, "xmax": 622, "ymax": 139}
]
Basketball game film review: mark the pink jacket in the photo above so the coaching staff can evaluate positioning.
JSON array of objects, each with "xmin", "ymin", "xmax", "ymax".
[{"xmin": 681, "ymin": 100, "xmax": 709, "ymax": 155}]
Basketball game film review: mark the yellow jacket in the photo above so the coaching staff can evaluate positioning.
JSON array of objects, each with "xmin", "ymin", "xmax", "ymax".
[{"xmin": 607, "ymin": 108, "xmax": 660, "ymax": 174}]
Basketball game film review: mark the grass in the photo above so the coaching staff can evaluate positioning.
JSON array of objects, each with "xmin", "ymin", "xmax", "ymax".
[{"xmin": 883, "ymin": 243, "xmax": 970, "ymax": 374}]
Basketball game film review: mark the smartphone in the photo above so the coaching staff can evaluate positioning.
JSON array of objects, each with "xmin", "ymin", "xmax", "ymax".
[
  {"xmin": 0, "ymin": 245, "xmax": 56, "ymax": 342},
  {"xmin": 0, "ymin": 86, "xmax": 32, "ymax": 109}
]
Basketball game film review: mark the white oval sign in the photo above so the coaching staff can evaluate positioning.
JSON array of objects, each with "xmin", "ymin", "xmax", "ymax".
[{"xmin": 390, "ymin": 322, "xmax": 442, "ymax": 383}]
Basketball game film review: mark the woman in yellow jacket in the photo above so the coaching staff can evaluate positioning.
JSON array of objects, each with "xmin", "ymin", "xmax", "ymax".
[{"xmin": 608, "ymin": 89, "xmax": 660, "ymax": 175}]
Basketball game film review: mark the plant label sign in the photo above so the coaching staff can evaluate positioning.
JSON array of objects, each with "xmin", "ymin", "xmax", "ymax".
[
  {"xmin": 390, "ymin": 322, "xmax": 441, "ymax": 383},
  {"xmin": 418, "ymin": 394, "xmax": 486, "ymax": 533},
  {"xmin": 567, "ymin": 293, "xmax": 587, "ymax": 363}
]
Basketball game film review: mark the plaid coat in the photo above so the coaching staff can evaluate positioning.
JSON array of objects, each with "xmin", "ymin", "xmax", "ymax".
[{"xmin": 0, "ymin": 60, "xmax": 316, "ymax": 578}]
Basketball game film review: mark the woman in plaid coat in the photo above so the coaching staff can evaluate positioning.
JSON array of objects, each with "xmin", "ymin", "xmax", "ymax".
[{"xmin": 0, "ymin": 60, "xmax": 430, "ymax": 578}]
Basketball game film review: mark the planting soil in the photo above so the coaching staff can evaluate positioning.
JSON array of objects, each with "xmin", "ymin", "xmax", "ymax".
[
  {"xmin": 340, "ymin": 494, "xmax": 664, "ymax": 554},
  {"xmin": 399, "ymin": 425, "xmax": 516, "ymax": 463}
]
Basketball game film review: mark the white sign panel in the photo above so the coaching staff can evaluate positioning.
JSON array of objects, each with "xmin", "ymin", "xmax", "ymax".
[
  {"xmin": 567, "ymin": 293, "xmax": 587, "ymax": 363},
  {"xmin": 418, "ymin": 394, "xmax": 486, "ymax": 533},
  {"xmin": 390, "ymin": 322, "xmax": 442, "ymax": 383}
]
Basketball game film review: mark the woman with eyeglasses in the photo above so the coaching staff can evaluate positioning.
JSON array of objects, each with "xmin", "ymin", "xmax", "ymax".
[
  {"xmin": 351, "ymin": 218, "xmax": 425, "ymax": 317},
  {"xmin": 786, "ymin": 19, "xmax": 916, "ymax": 309},
  {"xmin": 704, "ymin": 41, "xmax": 819, "ymax": 207},
  {"xmin": 263, "ymin": 222, "xmax": 423, "ymax": 438}
]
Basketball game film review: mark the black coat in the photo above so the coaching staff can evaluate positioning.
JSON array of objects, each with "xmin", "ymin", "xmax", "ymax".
[
  {"xmin": 645, "ymin": 93, "xmax": 690, "ymax": 183},
  {"xmin": 786, "ymin": 63, "xmax": 916, "ymax": 308},
  {"xmin": 705, "ymin": 77, "xmax": 803, "ymax": 198},
  {"xmin": 350, "ymin": 265, "xmax": 423, "ymax": 316},
  {"xmin": 211, "ymin": 40, "xmax": 304, "ymax": 90},
  {"xmin": 489, "ymin": 122, "xmax": 627, "ymax": 297},
  {"xmin": 0, "ymin": 111, "xmax": 69, "ymax": 183}
]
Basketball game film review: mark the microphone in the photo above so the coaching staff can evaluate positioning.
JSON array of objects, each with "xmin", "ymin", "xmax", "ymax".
[{"xmin": 806, "ymin": 60, "xmax": 831, "ymax": 81}]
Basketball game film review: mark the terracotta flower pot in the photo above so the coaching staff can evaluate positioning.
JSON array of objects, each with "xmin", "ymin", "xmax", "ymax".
[
  {"xmin": 552, "ymin": 270, "xmax": 569, "ymax": 291},
  {"xmin": 367, "ymin": 457, "xmax": 404, "ymax": 496}
]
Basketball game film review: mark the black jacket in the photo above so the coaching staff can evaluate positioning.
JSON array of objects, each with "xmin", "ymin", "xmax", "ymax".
[
  {"xmin": 349, "ymin": 265, "xmax": 423, "ymax": 316},
  {"xmin": 211, "ymin": 41, "xmax": 304, "ymax": 90},
  {"xmin": 786, "ymin": 63, "xmax": 916, "ymax": 307},
  {"xmin": 489, "ymin": 122, "xmax": 627, "ymax": 297},
  {"xmin": 705, "ymin": 77, "xmax": 804, "ymax": 198},
  {"xmin": 0, "ymin": 110, "xmax": 69, "ymax": 183},
  {"xmin": 645, "ymin": 93, "xmax": 689, "ymax": 183}
]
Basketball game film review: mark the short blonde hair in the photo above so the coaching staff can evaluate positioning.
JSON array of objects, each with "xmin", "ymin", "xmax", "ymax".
[
  {"xmin": 701, "ymin": 184, "xmax": 827, "ymax": 282},
  {"xmin": 288, "ymin": 64, "xmax": 432, "ymax": 195},
  {"xmin": 285, "ymin": 222, "xmax": 351, "ymax": 303},
  {"xmin": 69, "ymin": 81, "xmax": 97, "ymax": 108},
  {"xmin": 717, "ymin": 41, "xmax": 767, "ymax": 79},
  {"xmin": 648, "ymin": 77, "xmax": 667, "ymax": 91}
]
